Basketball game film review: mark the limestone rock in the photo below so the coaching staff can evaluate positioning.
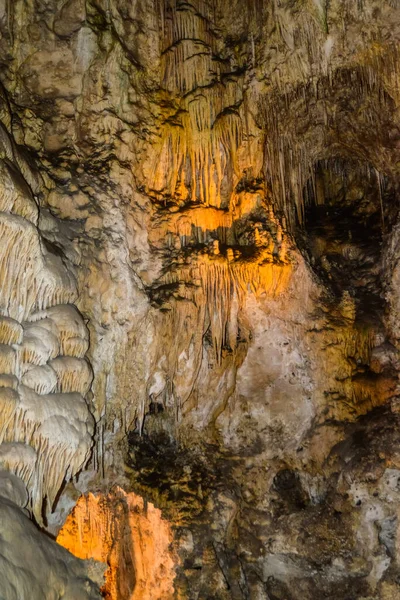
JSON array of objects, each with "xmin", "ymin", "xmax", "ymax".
[
  {"xmin": 0, "ymin": 0, "xmax": 399, "ymax": 598},
  {"xmin": 0, "ymin": 496, "xmax": 102, "ymax": 599}
]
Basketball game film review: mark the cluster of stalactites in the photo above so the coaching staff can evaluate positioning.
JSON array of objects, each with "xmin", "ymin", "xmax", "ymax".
[
  {"xmin": 144, "ymin": 198, "xmax": 291, "ymax": 425},
  {"xmin": 141, "ymin": 240, "xmax": 291, "ymax": 427},
  {"xmin": 0, "ymin": 134, "xmax": 94, "ymax": 525},
  {"xmin": 148, "ymin": 0, "xmax": 244, "ymax": 207},
  {"xmin": 263, "ymin": 43, "xmax": 400, "ymax": 229},
  {"xmin": 161, "ymin": 244, "xmax": 291, "ymax": 363}
]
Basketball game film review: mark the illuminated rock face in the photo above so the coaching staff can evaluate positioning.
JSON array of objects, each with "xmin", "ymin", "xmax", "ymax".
[
  {"xmin": 0, "ymin": 121, "xmax": 94, "ymax": 525},
  {"xmin": 0, "ymin": 495, "xmax": 102, "ymax": 600},
  {"xmin": 0, "ymin": 0, "xmax": 399, "ymax": 599},
  {"xmin": 57, "ymin": 489, "xmax": 176, "ymax": 600},
  {"xmin": 0, "ymin": 46, "xmax": 97, "ymax": 598},
  {"xmin": 0, "ymin": 138, "xmax": 99, "ymax": 596}
]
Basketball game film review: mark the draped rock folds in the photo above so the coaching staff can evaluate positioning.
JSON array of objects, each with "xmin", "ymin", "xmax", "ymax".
[
  {"xmin": 0, "ymin": 113, "xmax": 94, "ymax": 528},
  {"xmin": 0, "ymin": 494, "xmax": 102, "ymax": 600}
]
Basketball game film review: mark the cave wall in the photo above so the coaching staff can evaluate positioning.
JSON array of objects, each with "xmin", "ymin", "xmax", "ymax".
[
  {"xmin": 0, "ymin": 82, "xmax": 101, "ymax": 597},
  {"xmin": 0, "ymin": 0, "xmax": 400, "ymax": 599},
  {"xmin": 0, "ymin": 0, "xmax": 398, "ymax": 452}
]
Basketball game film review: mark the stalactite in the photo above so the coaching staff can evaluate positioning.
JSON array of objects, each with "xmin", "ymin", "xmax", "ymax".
[
  {"xmin": 21, "ymin": 364, "xmax": 58, "ymax": 395},
  {"xmin": 50, "ymin": 357, "xmax": 93, "ymax": 396},
  {"xmin": 158, "ymin": 248, "xmax": 292, "ymax": 366},
  {"xmin": 150, "ymin": 108, "xmax": 243, "ymax": 206},
  {"xmin": 8, "ymin": 387, "xmax": 93, "ymax": 442},
  {"xmin": 0, "ymin": 159, "xmax": 38, "ymax": 224},
  {"xmin": 149, "ymin": 0, "xmax": 245, "ymax": 207},
  {"xmin": 151, "ymin": 206, "xmax": 234, "ymax": 247},
  {"xmin": 198, "ymin": 259, "xmax": 234, "ymax": 359},
  {"xmin": 230, "ymin": 6, "xmax": 398, "ymax": 229},
  {"xmin": 0, "ymin": 122, "xmax": 94, "ymax": 526},
  {"xmin": 2, "ymin": 386, "xmax": 94, "ymax": 522},
  {"xmin": 148, "ymin": 293, "xmax": 207, "ymax": 423},
  {"xmin": 0, "ymin": 214, "xmax": 44, "ymax": 321},
  {"xmin": 20, "ymin": 324, "xmax": 60, "ymax": 368},
  {"xmin": 0, "ymin": 214, "xmax": 77, "ymax": 321},
  {"xmin": 0, "ymin": 374, "xmax": 18, "ymax": 390},
  {"xmin": 0, "ymin": 316, "xmax": 23, "ymax": 345},
  {"xmin": 0, "ymin": 388, "xmax": 18, "ymax": 445},
  {"xmin": 0, "ymin": 443, "xmax": 37, "ymax": 495},
  {"xmin": 30, "ymin": 305, "xmax": 90, "ymax": 358},
  {"xmin": 265, "ymin": 87, "xmax": 390, "ymax": 229},
  {"xmin": 0, "ymin": 344, "xmax": 17, "ymax": 375},
  {"xmin": 332, "ymin": 326, "xmax": 375, "ymax": 368}
]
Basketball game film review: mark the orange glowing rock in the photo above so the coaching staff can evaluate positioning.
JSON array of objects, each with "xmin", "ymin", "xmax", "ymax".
[{"xmin": 57, "ymin": 487, "xmax": 176, "ymax": 600}]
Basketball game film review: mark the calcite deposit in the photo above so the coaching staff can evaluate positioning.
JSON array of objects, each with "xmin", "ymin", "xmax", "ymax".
[
  {"xmin": 0, "ymin": 0, "xmax": 400, "ymax": 599},
  {"xmin": 57, "ymin": 489, "xmax": 176, "ymax": 600},
  {"xmin": 0, "ymin": 493, "xmax": 103, "ymax": 600}
]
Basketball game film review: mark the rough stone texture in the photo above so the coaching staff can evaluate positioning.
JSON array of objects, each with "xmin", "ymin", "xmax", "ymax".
[
  {"xmin": 0, "ymin": 494, "xmax": 103, "ymax": 600},
  {"xmin": 0, "ymin": 0, "xmax": 400, "ymax": 598},
  {"xmin": 0, "ymin": 88, "xmax": 95, "ymax": 527},
  {"xmin": 57, "ymin": 488, "xmax": 176, "ymax": 600}
]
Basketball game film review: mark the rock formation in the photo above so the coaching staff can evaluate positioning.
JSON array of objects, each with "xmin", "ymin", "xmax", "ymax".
[
  {"xmin": 0, "ymin": 493, "xmax": 103, "ymax": 600},
  {"xmin": 0, "ymin": 79, "xmax": 99, "ymax": 596},
  {"xmin": 0, "ymin": 0, "xmax": 400, "ymax": 599},
  {"xmin": 57, "ymin": 489, "xmax": 176, "ymax": 600}
]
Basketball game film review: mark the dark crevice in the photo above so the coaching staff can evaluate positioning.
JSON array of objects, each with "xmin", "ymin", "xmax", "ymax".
[{"xmin": 297, "ymin": 158, "xmax": 399, "ymax": 326}]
